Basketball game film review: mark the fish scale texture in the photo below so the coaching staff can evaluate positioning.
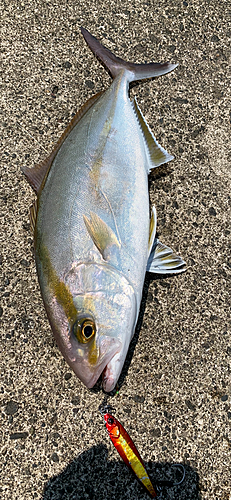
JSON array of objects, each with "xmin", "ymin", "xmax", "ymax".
[{"xmin": 1, "ymin": 1, "xmax": 230, "ymax": 500}]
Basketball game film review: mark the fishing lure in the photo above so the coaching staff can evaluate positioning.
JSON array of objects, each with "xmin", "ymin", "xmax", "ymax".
[
  {"xmin": 99, "ymin": 405, "xmax": 185, "ymax": 498},
  {"xmin": 100, "ymin": 405, "xmax": 157, "ymax": 497}
]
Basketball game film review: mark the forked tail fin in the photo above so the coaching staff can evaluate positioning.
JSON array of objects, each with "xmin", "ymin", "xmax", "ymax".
[{"xmin": 81, "ymin": 28, "xmax": 177, "ymax": 82}]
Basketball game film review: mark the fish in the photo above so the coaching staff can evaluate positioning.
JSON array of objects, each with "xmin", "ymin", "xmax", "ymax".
[
  {"xmin": 22, "ymin": 28, "xmax": 186, "ymax": 392},
  {"xmin": 102, "ymin": 408, "xmax": 157, "ymax": 498}
]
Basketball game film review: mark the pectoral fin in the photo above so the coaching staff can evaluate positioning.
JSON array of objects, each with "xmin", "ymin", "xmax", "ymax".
[
  {"xmin": 147, "ymin": 239, "xmax": 186, "ymax": 274},
  {"xmin": 132, "ymin": 97, "xmax": 174, "ymax": 172},
  {"xmin": 83, "ymin": 212, "xmax": 120, "ymax": 260}
]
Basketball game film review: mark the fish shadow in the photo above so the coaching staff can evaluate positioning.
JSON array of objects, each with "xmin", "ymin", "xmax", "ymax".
[
  {"xmin": 103, "ymin": 272, "xmax": 168, "ymax": 395},
  {"xmin": 41, "ymin": 444, "xmax": 201, "ymax": 499},
  {"xmin": 90, "ymin": 273, "xmax": 152, "ymax": 395},
  {"xmin": 90, "ymin": 165, "xmax": 174, "ymax": 396},
  {"xmin": 90, "ymin": 270, "xmax": 174, "ymax": 396},
  {"xmin": 116, "ymin": 273, "xmax": 153, "ymax": 389}
]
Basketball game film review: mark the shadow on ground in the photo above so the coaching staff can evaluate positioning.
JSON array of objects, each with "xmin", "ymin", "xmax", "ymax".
[
  {"xmin": 89, "ymin": 164, "xmax": 178, "ymax": 396},
  {"xmin": 91, "ymin": 270, "xmax": 181, "ymax": 397},
  {"xmin": 42, "ymin": 444, "xmax": 200, "ymax": 500}
]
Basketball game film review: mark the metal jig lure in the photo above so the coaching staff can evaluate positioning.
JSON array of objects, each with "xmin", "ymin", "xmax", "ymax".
[{"xmin": 99, "ymin": 404, "xmax": 185, "ymax": 498}]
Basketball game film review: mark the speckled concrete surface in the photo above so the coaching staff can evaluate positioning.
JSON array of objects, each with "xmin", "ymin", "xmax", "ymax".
[{"xmin": 1, "ymin": 1, "xmax": 230, "ymax": 499}]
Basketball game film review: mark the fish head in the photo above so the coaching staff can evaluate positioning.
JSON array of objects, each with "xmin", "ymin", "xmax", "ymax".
[{"xmin": 48, "ymin": 262, "xmax": 137, "ymax": 391}]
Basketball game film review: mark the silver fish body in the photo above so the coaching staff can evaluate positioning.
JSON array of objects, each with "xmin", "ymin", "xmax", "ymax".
[{"xmin": 23, "ymin": 29, "xmax": 186, "ymax": 391}]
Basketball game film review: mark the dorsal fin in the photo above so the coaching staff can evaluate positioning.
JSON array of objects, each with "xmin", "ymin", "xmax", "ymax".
[
  {"xmin": 132, "ymin": 97, "xmax": 174, "ymax": 172},
  {"xmin": 21, "ymin": 91, "xmax": 104, "ymax": 194}
]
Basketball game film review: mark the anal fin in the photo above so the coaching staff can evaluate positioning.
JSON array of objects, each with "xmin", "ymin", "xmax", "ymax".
[
  {"xmin": 21, "ymin": 91, "xmax": 104, "ymax": 194},
  {"xmin": 29, "ymin": 199, "xmax": 38, "ymax": 233},
  {"xmin": 132, "ymin": 97, "xmax": 174, "ymax": 172},
  {"xmin": 22, "ymin": 160, "xmax": 51, "ymax": 194}
]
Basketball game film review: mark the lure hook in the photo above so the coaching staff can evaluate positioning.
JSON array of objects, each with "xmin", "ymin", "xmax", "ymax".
[
  {"xmin": 170, "ymin": 463, "xmax": 186, "ymax": 486},
  {"xmin": 155, "ymin": 463, "xmax": 186, "ymax": 491}
]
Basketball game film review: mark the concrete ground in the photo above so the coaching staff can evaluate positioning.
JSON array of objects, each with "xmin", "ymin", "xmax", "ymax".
[{"xmin": 1, "ymin": 1, "xmax": 230, "ymax": 499}]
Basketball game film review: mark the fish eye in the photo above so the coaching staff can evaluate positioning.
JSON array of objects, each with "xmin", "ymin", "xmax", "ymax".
[
  {"xmin": 107, "ymin": 417, "xmax": 114, "ymax": 425},
  {"xmin": 81, "ymin": 320, "xmax": 95, "ymax": 340},
  {"xmin": 72, "ymin": 318, "xmax": 96, "ymax": 343}
]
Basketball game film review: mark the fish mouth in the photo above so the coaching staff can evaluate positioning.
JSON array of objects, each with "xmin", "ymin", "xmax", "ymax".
[
  {"xmin": 85, "ymin": 339, "xmax": 122, "ymax": 389},
  {"xmin": 101, "ymin": 350, "xmax": 123, "ymax": 393}
]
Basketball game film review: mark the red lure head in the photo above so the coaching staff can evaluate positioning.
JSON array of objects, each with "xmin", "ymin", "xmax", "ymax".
[{"xmin": 104, "ymin": 413, "xmax": 120, "ymax": 438}]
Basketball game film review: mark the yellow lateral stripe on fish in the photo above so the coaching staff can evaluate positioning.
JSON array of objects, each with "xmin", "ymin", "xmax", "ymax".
[
  {"xmin": 104, "ymin": 412, "xmax": 157, "ymax": 498},
  {"xmin": 36, "ymin": 238, "xmax": 77, "ymax": 325}
]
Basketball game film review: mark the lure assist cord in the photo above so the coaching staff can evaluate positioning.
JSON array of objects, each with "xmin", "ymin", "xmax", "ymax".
[{"xmin": 99, "ymin": 404, "xmax": 185, "ymax": 499}]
